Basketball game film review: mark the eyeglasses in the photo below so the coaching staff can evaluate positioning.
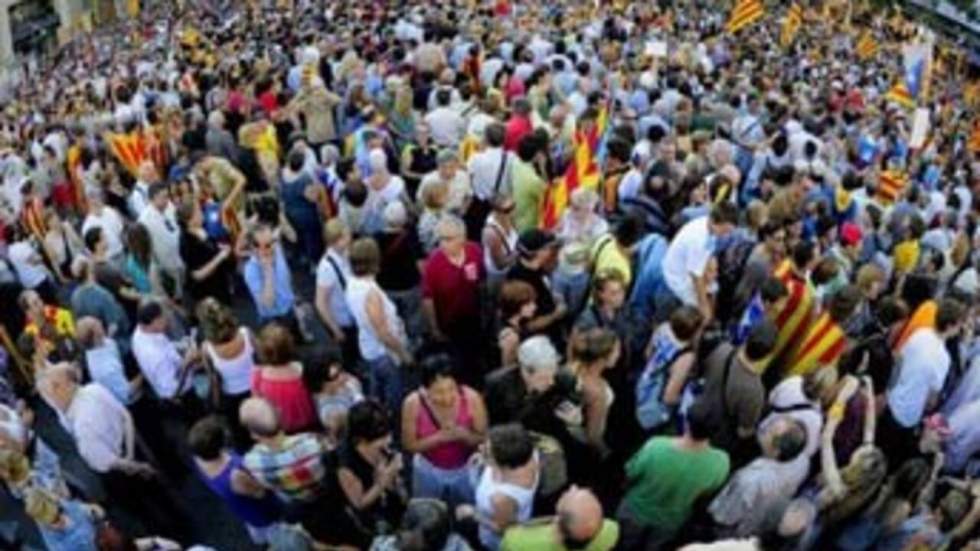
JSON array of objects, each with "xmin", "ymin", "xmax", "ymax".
[
  {"xmin": 438, "ymin": 233, "xmax": 462, "ymax": 242},
  {"xmin": 257, "ymin": 240, "xmax": 278, "ymax": 250}
]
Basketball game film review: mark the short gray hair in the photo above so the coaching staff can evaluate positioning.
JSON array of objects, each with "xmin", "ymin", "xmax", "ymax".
[
  {"xmin": 435, "ymin": 214, "xmax": 465, "ymax": 238},
  {"xmin": 517, "ymin": 336, "xmax": 559, "ymax": 375}
]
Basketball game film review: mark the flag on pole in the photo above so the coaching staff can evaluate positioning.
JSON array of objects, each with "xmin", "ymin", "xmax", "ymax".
[
  {"xmin": 780, "ymin": 3, "xmax": 803, "ymax": 48},
  {"xmin": 726, "ymin": 0, "xmax": 765, "ymax": 34},
  {"xmin": 856, "ymin": 31, "xmax": 878, "ymax": 60},
  {"xmin": 885, "ymin": 41, "xmax": 932, "ymax": 108}
]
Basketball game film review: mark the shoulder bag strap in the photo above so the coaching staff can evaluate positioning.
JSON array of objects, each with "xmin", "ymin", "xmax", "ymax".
[
  {"xmin": 326, "ymin": 253, "xmax": 347, "ymax": 290},
  {"xmin": 417, "ymin": 391, "xmax": 442, "ymax": 430},
  {"xmin": 493, "ymin": 150, "xmax": 509, "ymax": 195}
]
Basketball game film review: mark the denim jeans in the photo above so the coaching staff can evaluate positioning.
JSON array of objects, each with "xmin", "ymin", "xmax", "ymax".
[
  {"xmin": 366, "ymin": 355, "xmax": 405, "ymax": 420},
  {"xmin": 411, "ymin": 453, "xmax": 474, "ymax": 510}
]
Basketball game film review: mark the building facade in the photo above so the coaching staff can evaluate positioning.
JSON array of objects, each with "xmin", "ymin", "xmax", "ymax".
[{"xmin": 0, "ymin": 0, "xmax": 103, "ymax": 91}]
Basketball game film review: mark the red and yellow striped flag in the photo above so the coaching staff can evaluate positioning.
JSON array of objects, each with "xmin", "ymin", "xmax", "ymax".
[
  {"xmin": 785, "ymin": 312, "xmax": 847, "ymax": 377},
  {"xmin": 780, "ymin": 3, "xmax": 803, "ymax": 48},
  {"xmin": 726, "ymin": 0, "xmax": 765, "ymax": 34},
  {"xmin": 856, "ymin": 31, "xmax": 878, "ymax": 60},
  {"xmin": 876, "ymin": 169, "xmax": 908, "ymax": 204},
  {"xmin": 540, "ymin": 107, "xmax": 607, "ymax": 229},
  {"xmin": 105, "ymin": 131, "xmax": 150, "ymax": 178},
  {"xmin": 540, "ymin": 131, "xmax": 601, "ymax": 229},
  {"xmin": 884, "ymin": 81, "xmax": 915, "ymax": 109},
  {"xmin": 105, "ymin": 129, "xmax": 168, "ymax": 180},
  {"xmin": 770, "ymin": 260, "xmax": 816, "ymax": 373},
  {"xmin": 893, "ymin": 300, "xmax": 936, "ymax": 351}
]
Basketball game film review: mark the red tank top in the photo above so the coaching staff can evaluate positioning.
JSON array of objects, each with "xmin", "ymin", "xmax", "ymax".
[{"xmin": 415, "ymin": 388, "xmax": 476, "ymax": 469}]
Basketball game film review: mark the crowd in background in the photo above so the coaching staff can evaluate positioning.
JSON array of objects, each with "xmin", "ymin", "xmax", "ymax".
[{"xmin": 2, "ymin": 0, "xmax": 980, "ymax": 549}]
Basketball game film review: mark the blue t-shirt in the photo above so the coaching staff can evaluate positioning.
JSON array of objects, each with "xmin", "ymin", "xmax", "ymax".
[
  {"xmin": 38, "ymin": 500, "xmax": 98, "ymax": 551},
  {"xmin": 243, "ymin": 246, "xmax": 295, "ymax": 320}
]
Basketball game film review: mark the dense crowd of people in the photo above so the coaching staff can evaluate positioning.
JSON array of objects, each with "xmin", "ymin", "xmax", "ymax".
[{"xmin": 3, "ymin": 0, "xmax": 980, "ymax": 549}]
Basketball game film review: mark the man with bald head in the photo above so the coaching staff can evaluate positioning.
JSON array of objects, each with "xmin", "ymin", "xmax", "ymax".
[
  {"xmin": 36, "ymin": 362, "xmax": 189, "ymax": 541},
  {"xmin": 500, "ymin": 485, "xmax": 619, "ymax": 550},
  {"xmin": 240, "ymin": 397, "xmax": 333, "ymax": 542}
]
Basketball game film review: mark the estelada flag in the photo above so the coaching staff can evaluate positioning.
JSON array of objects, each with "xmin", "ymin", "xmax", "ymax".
[
  {"xmin": 780, "ymin": 3, "xmax": 803, "ymax": 48},
  {"xmin": 876, "ymin": 169, "xmax": 908, "ymax": 204},
  {"xmin": 726, "ymin": 0, "xmax": 765, "ymax": 34},
  {"xmin": 856, "ymin": 32, "xmax": 878, "ymax": 60}
]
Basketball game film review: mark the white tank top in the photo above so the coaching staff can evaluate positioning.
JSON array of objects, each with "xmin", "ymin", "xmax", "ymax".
[
  {"xmin": 475, "ymin": 463, "xmax": 538, "ymax": 550},
  {"xmin": 204, "ymin": 328, "xmax": 254, "ymax": 395},
  {"xmin": 483, "ymin": 216, "xmax": 519, "ymax": 277},
  {"xmin": 345, "ymin": 276, "xmax": 407, "ymax": 362}
]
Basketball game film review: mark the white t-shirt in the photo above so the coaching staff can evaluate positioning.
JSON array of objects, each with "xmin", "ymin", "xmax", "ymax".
[
  {"xmin": 82, "ymin": 207, "xmax": 125, "ymax": 259},
  {"xmin": 8, "ymin": 240, "xmax": 49, "ymax": 288},
  {"xmin": 137, "ymin": 203, "xmax": 183, "ymax": 273},
  {"xmin": 889, "ymin": 329, "xmax": 950, "ymax": 428},
  {"xmin": 315, "ymin": 249, "xmax": 354, "ymax": 329},
  {"xmin": 425, "ymin": 107, "xmax": 465, "ymax": 148},
  {"xmin": 662, "ymin": 216, "xmax": 713, "ymax": 307}
]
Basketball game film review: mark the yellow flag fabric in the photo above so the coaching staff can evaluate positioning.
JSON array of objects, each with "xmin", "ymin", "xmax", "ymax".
[
  {"xmin": 856, "ymin": 32, "xmax": 878, "ymax": 60},
  {"xmin": 780, "ymin": 4, "xmax": 803, "ymax": 48},
  {"xmin": 726, "ymin": 0, "xmax": 765, "ymax": 34}
]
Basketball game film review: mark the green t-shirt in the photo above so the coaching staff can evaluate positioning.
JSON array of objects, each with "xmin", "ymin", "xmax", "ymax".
[
  {"xmin": 500, "ymin": 518, "xmax": 620, "ymax": 551},
  {"xmin": 624, "ymin": 437, "xmax": 730, "ymax": 536},
  {"xmin": 512, "ymin": 159, "xmax": 546, "ymax": 233}
]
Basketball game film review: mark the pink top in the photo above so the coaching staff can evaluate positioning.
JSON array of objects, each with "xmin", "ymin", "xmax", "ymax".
[
  {"xmin": 251, "ymin": 364, "xmax": 317, "ymax": 434},
  {"xmin": 416, "ymin": 388, "xmax": 475, "ymax": 469}
]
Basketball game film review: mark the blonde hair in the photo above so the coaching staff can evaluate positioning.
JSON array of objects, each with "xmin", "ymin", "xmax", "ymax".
[
  {"xmin": 856, "ymin": 264, "xmax": 885, "ymax": 295},
  {"xmin": 394, "ymin": 85, "xmax": 414, "ymax": 116},
  {"xmin": 24, "ymin": 487, "xmax": 60, "ymax": 525},
  {"xmin": 0, "ymin": 448, "xmax": 29, "ymax": 486}
]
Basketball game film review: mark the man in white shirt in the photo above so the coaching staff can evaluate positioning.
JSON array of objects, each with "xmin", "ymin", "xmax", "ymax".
[
  {"xmin": 36, "ymin": 361, "xmax": 190, "ymax": 540},
  {"xmin": 886, "ymin": 299, "xmax": 965, "ymax": 438},
  {"xmin": 8, "ymin": 232, "xmax": 55, "ymax": 300},
  {"xmin": 81, "ymin": 189, "xmax": 125, "ymax": 264},
  {"xmin": 128, "ymin": 160, "xmax": 158, "ymax": 218},
  {"xmin": 468, "ymin": 122, "xmax": 514, "ymax": 201},
  {"xmin": 137, "ymin": 182, "xmax": 184, "ymax": 297},
  {"xmin": 131, "ymin": 300, "xmax": 198, "ymax": 401},
  {"xmin": 425, "ymin": 89, "xmax": 465, "ymax": 149},
  {"xmin": 660, "ymin": 203, "xmax": 738, "ymax": 322}
]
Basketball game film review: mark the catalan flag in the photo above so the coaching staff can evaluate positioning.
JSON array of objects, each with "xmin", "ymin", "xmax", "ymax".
[
  {"xmin": 785, "ymin": 312, "xmax": 847, "ymax": 377},
  {"xmin": 769, "ymin": 260, "xmax": 816, "ymax": 374},
  {"xmin": 104, "ymin": 129, "xmax": 168, "ymax": 180},
  {"xmin": 726, "ymin": 0, "xmax": 765, "ymax": 34},
  {"xmin": 540, "ymin": 107, "xmax": 607, "ymax": 229},
  {"xmin": 876, "ymin": 169, "xmax": 908, "ymax": 204},
  {"xmin": 780, "ymin": 3, "xmax": 803, "ymax": 48},
  {"xmin": 856, "ymin": 32, "xmax": 878, "ymax": 60}
]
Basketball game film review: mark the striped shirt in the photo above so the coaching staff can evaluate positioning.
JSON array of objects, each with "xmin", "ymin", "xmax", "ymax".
[{"xmin": 243, "ymin": 434, "xmax": 328, "ymax": 503}]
